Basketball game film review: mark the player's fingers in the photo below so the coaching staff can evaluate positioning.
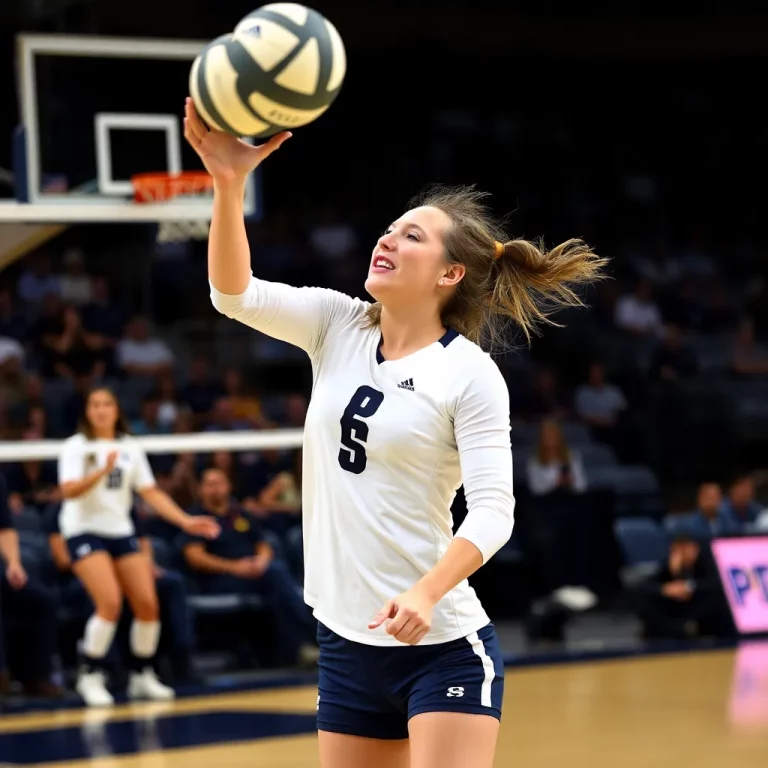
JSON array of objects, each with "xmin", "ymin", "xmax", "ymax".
[
  {"xmin": 257, "ymin": 131, "xmax": 292, "ymax": 159},
  {"xmin": 408, "ymin": 626, "xmax": 430, "ymax": 646},
  {"xmin": 386, "ymin": 606, "xmax": 413, "ymax": 636},
  {"xmin": 368, "ymin": 600, "xmax": 395, "ymax": 629},
  {"xmin": 184, "ymin": 119, "xmax": 202, "ymax": 151},
  {"xmin": 185, "ymin": 98, "xmax": 208, "ymax": 141},
  {"xmin": 394, "ymin": 616, "xmax": 421, "ymax": 644}
]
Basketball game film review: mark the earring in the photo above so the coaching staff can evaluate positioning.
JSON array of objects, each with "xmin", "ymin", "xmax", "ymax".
[{"xmin": 439, "ymin": 279, "xmax": 444, "ymax": 286}]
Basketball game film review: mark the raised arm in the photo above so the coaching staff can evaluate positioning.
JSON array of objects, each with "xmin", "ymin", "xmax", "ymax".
[{"xmin": 184, "ymin": 99, "xmax": 360, "ymax": 356}]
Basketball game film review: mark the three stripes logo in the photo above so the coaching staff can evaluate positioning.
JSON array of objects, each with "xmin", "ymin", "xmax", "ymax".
[{"xmin": 398, "ymin": 378, "xmax": 415, "ymax": 391}]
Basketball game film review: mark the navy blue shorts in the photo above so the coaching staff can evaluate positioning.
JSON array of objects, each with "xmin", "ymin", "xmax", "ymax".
[
  {"xmin": 316, "ymin": 622, "xmax": 504, "ymax": 740},
  {"xmin": 66, "ymin": 534, "xmax": 140, "ymax": 564}
]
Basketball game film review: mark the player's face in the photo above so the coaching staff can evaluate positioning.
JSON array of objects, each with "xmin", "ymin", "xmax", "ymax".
[
  {"xmin": 365, "ymin": 206, "xmax": 455, "ymax": 306},
  {"xmin": 86, "ymin": 390, "xmax": 119, "ymax": 434}
]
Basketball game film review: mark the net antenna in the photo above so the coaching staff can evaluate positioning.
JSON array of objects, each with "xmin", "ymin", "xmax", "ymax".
[{"xmin": 132, "ymin": 171, "xmax": 213, "ymax": 244}]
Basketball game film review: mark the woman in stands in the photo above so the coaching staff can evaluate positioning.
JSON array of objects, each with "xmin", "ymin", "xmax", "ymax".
[
  {"xmin": 527, "ymin": 419, "xmax": 588, "ymax": 496},
  {"xmin": 57, "ymin": 386, "xmax": 219, "ymax": 707}
]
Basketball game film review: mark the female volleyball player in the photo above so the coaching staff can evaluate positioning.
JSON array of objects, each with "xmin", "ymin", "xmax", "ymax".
[
  {"xmin": 184, "ymin": 98, "xmax": 605, "ymax": 768},
  {"xmin": 58, "ymin": 386, "xmax": 219, "ymax": 707}
]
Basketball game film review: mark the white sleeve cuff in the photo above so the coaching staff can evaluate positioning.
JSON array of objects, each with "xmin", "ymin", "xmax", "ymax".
[{"xmin": 455, "ymin": 505, "xmax": 514, "ymax": 564}]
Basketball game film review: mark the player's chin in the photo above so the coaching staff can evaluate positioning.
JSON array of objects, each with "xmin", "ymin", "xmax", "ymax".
[{"xmin": 364, "ymin": 271, "xmax": 398, "ymax": 297}]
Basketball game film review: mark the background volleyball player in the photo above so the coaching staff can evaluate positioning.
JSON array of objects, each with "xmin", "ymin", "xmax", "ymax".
[
  {"xmin": 57, "ymin": 387, "xmax": 219, "ymax": 707},
  {"xmin": 185, "ymin": 98, "xmax": 604, "ymax": 768}
]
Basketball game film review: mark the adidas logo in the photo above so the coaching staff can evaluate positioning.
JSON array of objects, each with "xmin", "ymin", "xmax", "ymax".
[{"xmin": 398, "ymin": 378, "xmax": 415, "ymax": 391}]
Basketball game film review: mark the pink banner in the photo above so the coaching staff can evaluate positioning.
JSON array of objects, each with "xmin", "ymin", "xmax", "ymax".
[{"xmin": 711, "ymin": 537, "xmax": 768, "ymax": 635}]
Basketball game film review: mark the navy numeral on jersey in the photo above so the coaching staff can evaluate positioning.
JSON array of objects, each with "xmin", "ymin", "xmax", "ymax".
[
  {"xmin": 105, "ymin": 467, "xmax": 123, "ymax": 489},
  {"xmin": 338, "ymin": 386, "xmax": 384, "ymax": 474}
]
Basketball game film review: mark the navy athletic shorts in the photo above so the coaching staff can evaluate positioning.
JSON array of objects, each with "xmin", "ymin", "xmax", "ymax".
[
  {"xmin": 66, "ymin": 534, "xmax": 140, "ymax": 563},
  {"xmin": 316, "ymin": 621, "xmax": 504, "ymax": 740}
]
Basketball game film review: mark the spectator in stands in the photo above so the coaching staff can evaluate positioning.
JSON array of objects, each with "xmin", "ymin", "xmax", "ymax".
[
  {"xmin": 44, "ymin": 503, "xmax": 198, "ymax": 683},
  {"xmin": 206, "ymin": 397, "xmax": 251, "ymax": 432},
  {"xmin": 632, "ymin": 533, "xmax": 726, "ymax": 640},
  {"xmin": 527, "ymin": 419, "xmax": 587, "ymax": 496},
  {"xmin": 116, "ymin": 316, "xmax": 174, "ymax": 379},
  {"xmin": 518, "ymin": 367, "xmax": 570, "ymax": 421},
  {"xmin": 0, "ymin": 341, "xmax": 25, "ymax": 407},
  {"xmin": 222, "ymin": 369, "xmax": 271, "ymax": 428},
  {"xmin": 0, "ymin": 287, "xmax": 28, "ymax": 343},
  {"xmin": 649, "ymin": 324, "xmax": 698, "ymax": 383},
  {"xmin": 59, "ymin": 249, "xmax": 93, "ymax": 306},
  {"xmin": 35, "ymin": 302, "xmax": 106, "ymax": 381},
  {"xmin": 9, "ymin": 372, "xmax": 46, "ymax": 428},
  {"xmin": 720, "ymin": 474, "xmax": 763, "ymax": 532},
  {"xmin": 181, "ymin": 356, "xmax": 225, "ymax": 427},
  {"xmin": 688, "ymin": 482, "xmax": 739, "ymax": 539},
  {"xmin": 17, "ymin": 254, "xmax": 60, "ymax": 306},
  {"xmin": 182, "ymin": 468, "xmax": 317, "ymax": 667},
  {"xmin": 0, "ymin": 473, "xmax": 62, "ymax": 697},
  {"xmin": 131, "ymin": 395, "xmax": 168, "ymax": 436},
  {"xmin": 6, "ymin": 429, "xmax": 60, "ymax": 514},
  {"xmin": 614, "ymin": 278, "xmax": 664, "ymax": 337},
  {"xmin": 81, "ymin": 277, "xmax": 124, "ymax": 372},
  {"xmin": 155, "ymin": 374, "xmax": 184, "ymax": 430},
  {"xmin": 730, "ymin": 319, "xmax": 768, "ymax": 377},
  {"xmin": 574, "ymin": 363, "xmax": 627, "ymax": 438}
]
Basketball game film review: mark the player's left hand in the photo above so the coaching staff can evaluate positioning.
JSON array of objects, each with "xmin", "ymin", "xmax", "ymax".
[
  {"xmin": 182, "ymin": 516, "xmax": 221, "ymax": 539},
  {"xmin": 369, "ymin": 585, "xmax": 435, "ymax": 645}
]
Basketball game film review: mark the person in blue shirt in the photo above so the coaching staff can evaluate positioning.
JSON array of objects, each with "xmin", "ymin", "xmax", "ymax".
[
  {"xmin": 43, "ymin": 502, "xmax": 197, "ymax": 683},
  {"xmin": 182, "ymin": 468, "xmax": 317, "ymax": 667},
  {"xmin": 0, "ymin": 473, "xmax": 62, "ymax": 698},
  {"xmin": 720, "ymin": 474, "xmax": 763, "ymax": 532},
  {"xmin": 688, "ymin": 482, "xmax": 741, "ymax": 540}
]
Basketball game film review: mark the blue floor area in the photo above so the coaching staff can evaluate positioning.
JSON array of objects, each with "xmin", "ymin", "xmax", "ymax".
[{"xmin": 0, "ymin": 711, "xmax": 319, "ymax": 764}]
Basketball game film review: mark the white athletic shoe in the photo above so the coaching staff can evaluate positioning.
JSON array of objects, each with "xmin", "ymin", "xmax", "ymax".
[
  {"xmin": 127, "ymin": 668, "xmax": 176, "ymax": 701},
  {"xmin": 76, "ymin": 670, "xmax": 114, "ymax": 708}
]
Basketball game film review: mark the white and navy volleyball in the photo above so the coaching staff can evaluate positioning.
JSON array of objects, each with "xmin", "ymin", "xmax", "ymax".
[{"xmin": 189, "ymin": 3, "xmax": 346, "ymax": 138}]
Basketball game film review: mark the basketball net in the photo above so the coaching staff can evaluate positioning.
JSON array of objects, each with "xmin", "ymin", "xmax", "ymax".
[{"xmin": 131, "ymin": 171, "xmax": 213, "ymax": 244}]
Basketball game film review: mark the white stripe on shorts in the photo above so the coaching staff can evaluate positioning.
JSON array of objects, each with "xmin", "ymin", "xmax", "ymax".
[{"xmin": 465, "ymin": 631, "xmax": 495, "ymax": 708}]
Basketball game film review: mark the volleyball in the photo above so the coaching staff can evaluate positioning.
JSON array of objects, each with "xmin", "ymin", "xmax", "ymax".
[{"xmin": 189, "ymin": 4, "xmax": 346, "ymax": 138}]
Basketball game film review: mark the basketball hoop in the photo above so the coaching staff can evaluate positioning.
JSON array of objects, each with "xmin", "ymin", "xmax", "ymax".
[{"xmin": 131, "ymin": 171, "xmax": 213, "ymax": 244}]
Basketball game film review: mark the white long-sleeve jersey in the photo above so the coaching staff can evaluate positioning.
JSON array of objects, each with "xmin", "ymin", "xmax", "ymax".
[{"xmin": 211, "ymin": 277, "xmax": 515, "ymax": 646}]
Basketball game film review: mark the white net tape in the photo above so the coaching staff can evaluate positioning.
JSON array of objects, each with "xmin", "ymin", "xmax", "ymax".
[{"xmin": 0, "ymin": 428, "xmax": 304, "ymax": 462}]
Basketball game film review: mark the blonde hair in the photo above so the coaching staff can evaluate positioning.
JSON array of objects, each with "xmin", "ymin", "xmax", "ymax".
[
  {"xmin": 364, "ymin": 185, "xmax": 607, "ymax": 347},
  {"xmin": 535, "ymin": 418, "xmax": 572, "ymax": 465}
]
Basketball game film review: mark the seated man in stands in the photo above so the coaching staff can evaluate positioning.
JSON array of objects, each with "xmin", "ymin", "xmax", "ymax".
[
  {"xmin": 632, "ymin": 533, "xmax": 728, "ymax": 640},
  {"xmin": 0, "ymin": 476, "xmax": 62, "ymax": 698},
  {"xmin": 44, "ymin": 503, "xmax": 197, "ymax": 683},
  {"xmin": 690, "ymin": 482, "xmax": 740, "ymax": 539},
  {"xmin": 182, "ymin": 468, "xmax": 317, "ymax": 667},
  {"xmin": 720, "ymin": 474, "xmax": 764, "ymax": 532}
]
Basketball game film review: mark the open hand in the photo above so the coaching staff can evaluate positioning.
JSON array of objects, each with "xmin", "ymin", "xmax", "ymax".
[
  {"xmin": 183, "ymin": 98, "xmax": 291, "ymax": 185},
  {"xmin": 182, "ymin": 515, "xmax": 220, "ymax": 539},
  {"xmin": 369, "ymin": 585, "xmax": 435, "ymax": 645}
]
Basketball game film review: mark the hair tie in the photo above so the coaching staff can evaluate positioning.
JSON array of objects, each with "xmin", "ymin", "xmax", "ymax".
[{"xmin": 494, "ymin": 241, "xmax": 505, "ymax": 260}]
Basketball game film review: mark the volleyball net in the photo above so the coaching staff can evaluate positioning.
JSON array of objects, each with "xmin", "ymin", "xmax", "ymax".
[{"xmin": 0, "ymin": 429, "xmax": 304, "ymax": 462}]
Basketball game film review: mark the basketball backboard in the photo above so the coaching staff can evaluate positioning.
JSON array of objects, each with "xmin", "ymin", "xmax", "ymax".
[{"xmin": 0, "ymin": 33, "xmax": 258, "ymax": 225}]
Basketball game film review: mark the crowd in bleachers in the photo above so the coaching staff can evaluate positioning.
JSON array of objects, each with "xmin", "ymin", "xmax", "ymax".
[{"xmin": 0, "ymin": 218, "xmax": 767, "ymax": 701}]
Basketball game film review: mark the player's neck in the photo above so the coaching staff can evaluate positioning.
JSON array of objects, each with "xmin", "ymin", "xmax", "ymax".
[
  {"xmin": 378, "ymin": 305, "xmax": 445, "ymax": 361},
  {"xmin": 92, "ymin": 429, "xmax": 115, "ymax": 440}
]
